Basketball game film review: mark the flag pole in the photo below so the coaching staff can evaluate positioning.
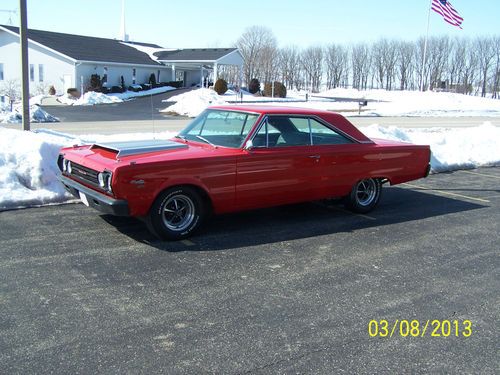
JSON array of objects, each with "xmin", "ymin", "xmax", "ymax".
[{"xmin": 420, "ymin": 0, "xmax": 432, "ymax": 91}]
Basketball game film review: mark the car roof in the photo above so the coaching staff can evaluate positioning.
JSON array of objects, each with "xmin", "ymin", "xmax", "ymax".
[
  {"xmin": 208, "ymin": 105, "xmax": 332, "ymax": 115},
  {"xmin": 207, "ymin": 105, "xmax": 372, "ymax": 143}
]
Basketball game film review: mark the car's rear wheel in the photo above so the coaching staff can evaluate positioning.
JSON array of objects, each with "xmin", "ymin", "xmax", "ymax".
[
  {"xmin": 345, "ymin": 178, "xmax": 382, "ymax": 213},
  {"xmin": 147, "ymin": 186, "xmax": 205, "ymax": 240}
]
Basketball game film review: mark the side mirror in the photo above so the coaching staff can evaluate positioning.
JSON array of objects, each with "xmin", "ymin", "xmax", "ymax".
[{"xmin": 244, "ymin": 139, "xmax": 253, "ymax": 151}]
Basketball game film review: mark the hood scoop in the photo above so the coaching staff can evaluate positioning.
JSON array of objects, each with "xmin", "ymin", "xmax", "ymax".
[{"xmin": 91, "ymin": 139, "xmax": 187, "ymax": 158}]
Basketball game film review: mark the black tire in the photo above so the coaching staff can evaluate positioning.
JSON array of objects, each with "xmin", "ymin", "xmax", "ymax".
[
  {"xmin": 345, "ymin": 178, "xmax": 382, "ymax": 213},
  {"xmin": 147, "ymin": 186, "xmax": 205, "ymax": 240}
]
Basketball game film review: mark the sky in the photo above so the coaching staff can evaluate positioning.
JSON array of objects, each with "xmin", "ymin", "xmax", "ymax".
[{"xmin": 0, "ymin": 0, "xmax": 499, "ymax": 48}]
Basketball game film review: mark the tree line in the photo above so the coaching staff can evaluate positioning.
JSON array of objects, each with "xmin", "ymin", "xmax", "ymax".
[{"xmin": 219, "ymin": 26, "xmax": 500, "ymax": 98}]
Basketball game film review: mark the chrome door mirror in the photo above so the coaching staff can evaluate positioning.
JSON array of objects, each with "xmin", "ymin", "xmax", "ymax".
[{"xmin": 244, "ymin": 139, "xmax": 253, "ymax": 151}]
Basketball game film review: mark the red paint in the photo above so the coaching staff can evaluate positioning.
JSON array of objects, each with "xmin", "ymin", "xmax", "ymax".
[{"xmin": 59, "ymin": 106, "xmax": 430, "ymax": 217}]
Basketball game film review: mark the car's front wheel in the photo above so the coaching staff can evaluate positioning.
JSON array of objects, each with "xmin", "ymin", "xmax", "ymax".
[
  {"xmin": 147, "ymin": 186, "xmax": 205, "ymax": 240},
  {"xmin": 345, "ymin": 178, "xmax": 382, "ymax": 213}
]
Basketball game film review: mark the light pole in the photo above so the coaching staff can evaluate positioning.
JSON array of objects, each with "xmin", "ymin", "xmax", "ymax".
[{"xmin": 19, "ymin": 0, "xmax": 30, "ymax": 131}]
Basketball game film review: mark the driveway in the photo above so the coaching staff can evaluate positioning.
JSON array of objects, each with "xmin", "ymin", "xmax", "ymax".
[
  {"xmin": 41, "ymin": 88, "xmax": 193, "ymax": 122},
  {"xmin": 1, "ymin": 168, "xmax": 498, "ymax": 373}
]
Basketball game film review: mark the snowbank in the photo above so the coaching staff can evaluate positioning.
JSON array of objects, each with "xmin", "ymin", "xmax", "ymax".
[
  {"xmin": 0, "ymin": 123, "xmax": 499, "ymax": 210},
  {"xmin": 0, "ymin": 128, "xmax": 177, "ymax": 210},
  {"xmin": 110, "ymin": 86, "xmax": 176, "ymax": 100},
  {"xmin": 161, "ymin": 88, "xmax": 228, "ymax": 117},
  {"xmin": 60, "ymin": 91, "xmax": 124, "ymax": 106},
  {"xmin": 318, "ymin": 88, "xmax": 500, "ymax": 117},
  {"xmin": 0, "ymin": 105, "xmax": 59, "ymax": 124},
  {"xmin": 57, "ymin": 86, "xmax": 176, "ymax": 105},
  {"xmin": 161, "ymin": 87, "xmax": 500, "ymax": 118},
  {"xmin": 362, "ymin": 123, "xmax": 500, "ymax": 172}
]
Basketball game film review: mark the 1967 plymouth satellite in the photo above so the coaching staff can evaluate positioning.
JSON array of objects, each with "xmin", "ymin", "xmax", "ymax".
[{"xmin": 57, "ymin": 106, "xmax": 431, "ymax": 240}]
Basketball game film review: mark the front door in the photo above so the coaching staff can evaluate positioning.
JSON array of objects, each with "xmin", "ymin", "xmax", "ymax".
[{"xmin": 235, "ymin": 116, "xmax": 321, "ymax": 210}]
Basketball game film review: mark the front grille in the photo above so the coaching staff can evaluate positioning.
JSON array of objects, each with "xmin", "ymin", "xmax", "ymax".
[{"xmin": 71, "ymin": 162, "xmax": 99, "ymax": 186}]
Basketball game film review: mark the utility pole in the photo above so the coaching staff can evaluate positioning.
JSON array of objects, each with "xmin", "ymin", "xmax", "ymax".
[{"xmin": 19, "ymin": 0, "xmax": 30, "ymax": 131}]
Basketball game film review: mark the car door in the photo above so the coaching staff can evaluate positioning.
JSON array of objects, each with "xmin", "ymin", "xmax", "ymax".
[{"xmin": 235, "ymin": 116, "xmax": 322, "ymax": 211}]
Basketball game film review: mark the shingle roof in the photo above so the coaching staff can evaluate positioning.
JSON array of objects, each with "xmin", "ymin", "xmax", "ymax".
[
  {"xmin": 0, "ymin": 25, "xmax": 162, "ymax": 66},
  {"xmin": 154, "ymin": 48, "xmax": 238, "ymax": 61}
]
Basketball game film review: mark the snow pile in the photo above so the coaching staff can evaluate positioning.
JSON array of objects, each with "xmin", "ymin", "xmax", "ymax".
[
  {"xmin": 162, "ymin": 87, "xmax": 500, "ymax": 117},
  {"xmin": 72, "ymin": 91, "xmax": 124, "ymax": 106},
  {"xmin": 0, "ymin": 128, "xmax": 177, "ymax": 210},
  {"xmin": 362, "ymin": 123, "xmax": 500, "ymax": 172},
  {"xmin": 161, "ymin": 88, "xmax": 228, "ymax": 117},
  {"xmin": 0, "ymin": 105, "xmax": 59, "ymax": 123},
  {"xmin": 57, "ymin": 86, "xmax": 176, "ymax": 105},
  {"xmin": 319, "ymin": 88, "xmax": 500, "ymax": 117},
  {"xmin": 0, "ymin": 122, "xmax": 499, "ymax": 210},
  {"xmin": 110, "ymin": 86, "xmax": 176, "ymax": 100},
  {"xmin": 0, "ymin": 128, "xmax": 69, "ymax": 209}
]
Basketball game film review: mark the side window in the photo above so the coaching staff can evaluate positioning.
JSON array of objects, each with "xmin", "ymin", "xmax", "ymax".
[
  {"xmin": 253, "ymin": 119, "xmax": 281, "ymax": 147},
  {"xmin": 308, "ymin": 118, "xmax": 353, "ymax": 145},
  {"xmin": 254, "ymin": 116, "xmax": 312, "ymax": 147}
]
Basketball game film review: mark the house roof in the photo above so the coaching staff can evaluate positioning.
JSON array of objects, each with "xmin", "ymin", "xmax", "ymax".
[
  {"xmin": 0, "ymin": 25, "xmax": 163, "ymax": 66},
  {"xmin": 154, "ymin": 48, "xmax": 238, "ymax": 62}
]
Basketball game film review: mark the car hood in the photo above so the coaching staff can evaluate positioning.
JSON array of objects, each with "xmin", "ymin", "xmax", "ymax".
[{"xmin": 60, "ymin": 138, "xmax": 240, "ymax": 172}]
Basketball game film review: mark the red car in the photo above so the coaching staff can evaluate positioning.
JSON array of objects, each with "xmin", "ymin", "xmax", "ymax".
[{"xmin": 58, "ymin": 106, "xmax": 430, "ymax": 240}]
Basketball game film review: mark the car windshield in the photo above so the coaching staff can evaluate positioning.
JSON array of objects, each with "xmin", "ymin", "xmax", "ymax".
[{"xmin": 178, "ymin": 109, "xmax": 259, "ymax": 148}]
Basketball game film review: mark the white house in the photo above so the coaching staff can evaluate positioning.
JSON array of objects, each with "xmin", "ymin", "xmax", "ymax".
[{"xmin": 0, "ymin": 25, "xmax": 244, "ymax": 101}]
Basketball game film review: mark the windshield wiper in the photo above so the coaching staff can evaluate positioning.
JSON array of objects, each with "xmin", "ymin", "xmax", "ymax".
[{"xmin": 195, "ymin": 135, "xmax": 216, "ymax": 147}]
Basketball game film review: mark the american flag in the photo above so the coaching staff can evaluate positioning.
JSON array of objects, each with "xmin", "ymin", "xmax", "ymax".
[{"xmin": 431, "ymin": 0, "xmax": 464, "ymax": 28}]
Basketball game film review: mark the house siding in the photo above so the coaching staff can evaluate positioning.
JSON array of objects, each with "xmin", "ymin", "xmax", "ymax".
[
  {"xmin": 0, "ymin": 30, "xmax": 75, "ymax": 95},
  {"xmin": 75, "ymin": 64, "xmax": 173, "ymax": 92}
]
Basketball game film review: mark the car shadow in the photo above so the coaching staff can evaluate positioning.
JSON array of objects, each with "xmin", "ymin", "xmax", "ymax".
[{"xmin": 99, "ymin": 187, "xmax": 487, "ymax": 252}]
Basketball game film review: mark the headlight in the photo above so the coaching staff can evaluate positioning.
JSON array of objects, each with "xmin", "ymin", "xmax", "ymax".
[
  {"xmin": 66, "ymin": 161, "xmax": 72, "ymax": 174},
  {"xmin": 98, "ymin": 171, "xmax": 113, "ymax": 192},
  {"xmin": 98, "ymin": 172, "xmax": 106, "ymax": 188},
  {"xmin": 107, "ymin": 174, "xmax": 113, "ymax": 192}
]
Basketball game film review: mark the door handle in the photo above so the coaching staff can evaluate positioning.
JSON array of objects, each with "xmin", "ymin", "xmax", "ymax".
[{"xmin": 308, "ymin": 155, "xmax": 321, "ymax": 159}]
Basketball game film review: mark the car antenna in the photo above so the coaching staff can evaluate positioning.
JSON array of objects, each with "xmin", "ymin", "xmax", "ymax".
[{"xmin": 150, "ymin": 92, "xmax": 156, "ymax": 140}]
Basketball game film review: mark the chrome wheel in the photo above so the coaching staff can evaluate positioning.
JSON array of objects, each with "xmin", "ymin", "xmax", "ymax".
[
  {"xmin": 148, "ymin": 187, "xmax": 206, "ymax": 240},
  {"xmin": 345, "ymin": 178, "xmax": 382, "ymax": 213},
  {"xmin": 355, "ymin": 179, "xmax": 377, "ymax": 206},
  {"xmin": 162, "ymin": 194, "xmax": 195, "ymax": 232}
]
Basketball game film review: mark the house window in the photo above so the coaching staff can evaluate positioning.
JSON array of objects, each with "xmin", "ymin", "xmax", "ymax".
[
  {"xmin": 132, "ymin": 68, "xmax": 136, "ymax": 84},
  {"xmin": 0, "ymin": 63, "xmax": 4, "ymax": 80},
  {"xmin": 29, "ymin": 64, "xmax": 35, "ymax": 81},
  {"xmin": 38, "ymin": 64, "xmax": 44, "ymax": 82}
]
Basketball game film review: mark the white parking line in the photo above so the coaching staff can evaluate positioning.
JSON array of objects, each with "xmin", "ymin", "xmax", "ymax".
[
  {"xmin": 332, "ymin": 206, "xmax": 377, "ymax": 221},
  {"xmin": 402, "ymin": 183, "xmax": 490, "ymax": 203},
  {"xmin": 461, "ymin": 170, "xmax": 500, "ymax": 180}
]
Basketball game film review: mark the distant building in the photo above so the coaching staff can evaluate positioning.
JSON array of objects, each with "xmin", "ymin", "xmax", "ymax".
[{"xmin": 0, "ymin": 25, "xmax": 243, "ymax": 99}]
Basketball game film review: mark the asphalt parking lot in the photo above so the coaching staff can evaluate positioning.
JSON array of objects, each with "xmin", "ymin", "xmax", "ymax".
[{"xmin": 0, "ymin": 168, "xmax": 499, "ymax": 373}]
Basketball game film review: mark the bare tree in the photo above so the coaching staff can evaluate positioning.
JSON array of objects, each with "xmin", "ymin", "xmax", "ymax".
[
  {"xmin": 462, "ymin": 41, "xmax": 478, "ymax": 95},
  {"xmin": 449, "ymin": 37, "xmax": 466, "ymax": 91},
  {"xmin": 492, "ymin": 37, "xmax": 500, "ymax": 99},
  {"xmin": 396, "ymin": 41, "xmax": 415, "ymax": 90},
  {"xmin": 351, "ymin": 43, "xmax": 371, "ymax": 89},
  {"xmin": 278, "ymin": 46, "xmax": 301, "ymax": 90},
  {"xmin": 325, "ymin": 44, "xmax": 349, "ymax": 89},
  {"xmin": 236, "ymin": 26, "xmax": 277, "ymax": 86},
  {"xmin": 0, "ymin": 79, "xmax": 21, "ymax": 111},
  {"xmin": 476, "ymin": 37, "xmax": 495, "ymax": 97},
  {"xmin": 301, "ymin": 46, "xmax": 323, "ymax": 92},
  {"xmin": 427, "ymin": 36, "xmax": 451, "ymax": 90}
]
